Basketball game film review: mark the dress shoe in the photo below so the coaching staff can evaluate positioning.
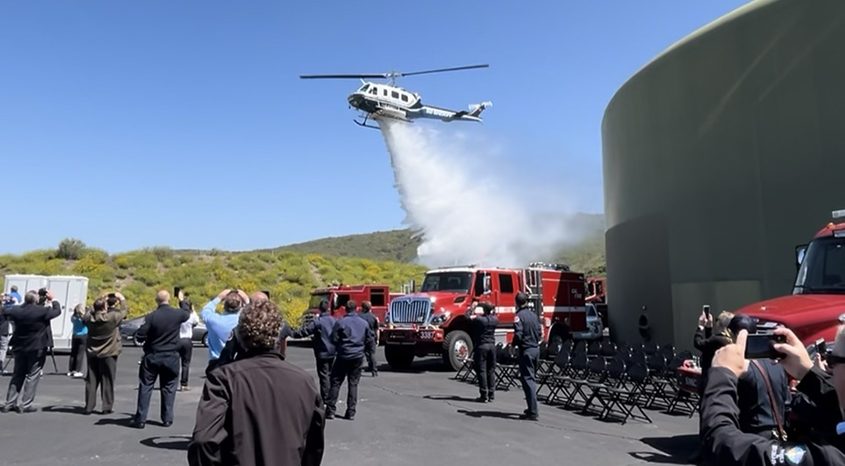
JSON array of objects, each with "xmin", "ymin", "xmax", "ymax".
[
  {"xmin": 474, "ymin": 396, "xmax": 488, "ymax": 403},
  {"xmin": 180, "ymin": 385, "xmax": 190, "ymax": 392},
  {"xmin": 101, "ymin": 409, "xmax": 113, "ymax": 415},
  {"xmin": 344, "ymin": 412, "xmax": 355, "ymax": 421},
  {"xmin": 519, "ymin": 413, "xmax": 539, "ymax": 421},
  {"xmin": 325, "ymin": 412, "xmax": 335, "ymax": 420},
  {"xmin": 162, "ymin": 421, "xmax": 173, "ymax": 427},
  {"xmin": 129, "ymin": 419, "xmax": 146, "ymax": 429}
]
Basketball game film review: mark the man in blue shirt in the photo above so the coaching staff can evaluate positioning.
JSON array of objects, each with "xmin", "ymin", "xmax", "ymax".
[
  {"xmin": 325, "ymin": 300, "xmax": 374, "ymax": 421},
  {"xmin": 201, "ymin": 289, "xmax": 247, "ymax": 372}
]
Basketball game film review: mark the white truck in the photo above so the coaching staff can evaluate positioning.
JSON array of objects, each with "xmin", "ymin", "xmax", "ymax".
[{"xmin": 3, "ymin": 274, "xmax": 89, "ymax": 351}]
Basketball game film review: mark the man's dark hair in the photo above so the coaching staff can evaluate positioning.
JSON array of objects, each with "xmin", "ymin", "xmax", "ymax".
[
  {"xmin": 106, "ymin": 296, "xmax": 119, "ymax": 308},
  {"xmin": 728, "ymin": 315, "xmax": 757, "ymax": 339},
  {"xmin": 515, "ymin": 292, "xmax": 529, "ymax": 307},
  {"xmin": 319, "ymin": 299, "xmax": 330, "ymax": 313},
  {"xmin": 361, "ymin": 300, "xmax": 371, "ymax": 312},
  {"xmin": 346, "ymin": 300, "xmax": 357, "ymax": 313},
  {"xmin": 93, "ymin": 298, "xmax": 107, "ymax": 312},
  {"xmin": 224, "ymin": 293, "xmax": 243, "ymax": 313},
  {"xmin": 24, "ymin": 292, "xmax": 37, "ymax": 305},
  {"xmin": 10, "ymin": 285, "xmax": 17, "ymax": 292},
  {"xmin": 478, "ymin": 302, "xmax": 495, "ymax": 315}
]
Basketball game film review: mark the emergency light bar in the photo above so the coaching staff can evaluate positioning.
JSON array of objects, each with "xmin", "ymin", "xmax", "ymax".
[{"xmin": 833, "ymin": 209, "xmax": 845, "ymax": 220}]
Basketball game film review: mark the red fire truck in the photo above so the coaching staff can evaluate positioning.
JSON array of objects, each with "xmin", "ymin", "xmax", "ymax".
[
  {"xmin": 737, "ymin": 209, "xmax": 845, "ymax": 345},
  {"xmin": 302, "ymin": 284, "xmax": 392, "ymax": 336},
  {"xmin": 382, "ymin": 263, "xmax": 588, "ymax": 370}
]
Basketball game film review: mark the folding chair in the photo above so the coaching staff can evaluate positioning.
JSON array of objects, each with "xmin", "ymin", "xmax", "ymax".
[
  {"xmin": 600, "ymin": 360, "xmax": 653, "ymax": 424},
  {"xmin": 644, "ymin": 352, "xmax": 671, "ymax": 409},
  {"xmin": 495, "ymin": 344, "xmax": 520, "ymax": 390},
  {"xmin": 587, "ymin": 340, "xmax": 602, "ymax": 358},
  {"xmin": 454, "ymin": 351, "xmax": 476, "ymax": 382},
  {"xmin": 579, "ymin": 356, "xmax": 611, "ymax": 415},
  {"xmin": 548, "ymin": 349, "xmax": 585, "ymax": 406},
  {"xmin": 538, "ymin": 344, "xmax": 571, "ymax": 400},
  {"xmin": 600, "ymin": 341, "xmax": 618, "ymax": 359},
  {"xmin": 559, "ymin": 351, "xmax": 592, "ymax": 409}
]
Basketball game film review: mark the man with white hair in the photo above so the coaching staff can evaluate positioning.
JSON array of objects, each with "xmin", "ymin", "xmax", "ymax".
[{"xmin": 704, "ymin": 326, "xmax": 845, "ymax": 465}]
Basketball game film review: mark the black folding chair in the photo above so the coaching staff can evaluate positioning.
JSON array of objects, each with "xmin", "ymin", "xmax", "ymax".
[
  {"xmin": 548, "ymin": 349, "xmax": 585, "ymax": 406},
  {"xmin": 601, "ymin": 360, "xmax": 653, "ymax": 424},
  {"xmin": 538, "ymin": 344, "xmax": 570, "ymax": 399},
  {"xmin": 495, "ymin": 344, "xmax": 520, "ymax": 390},
  {"xmin": 454, "ymin": 347, "xmax": 476, "ymax": 382},
  {"xmin": 579, "ymin": 356, "xmax": 611, "ymax": 415}
]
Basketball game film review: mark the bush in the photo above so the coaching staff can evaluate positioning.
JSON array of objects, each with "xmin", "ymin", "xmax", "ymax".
[{"xmin": 57, "ymin": 238, "xmax": 86, "ymax": 260}]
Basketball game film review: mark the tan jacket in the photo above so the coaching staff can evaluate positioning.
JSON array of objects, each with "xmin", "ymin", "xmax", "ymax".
[{"xmin": 84, "ymin": 304, "xmax": 128, "ymax": 358}]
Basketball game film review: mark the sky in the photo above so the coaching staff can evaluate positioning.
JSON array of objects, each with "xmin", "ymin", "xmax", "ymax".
[{"xmin": 0, "ymin": 0, "xmax": 746, "ymax": 254}]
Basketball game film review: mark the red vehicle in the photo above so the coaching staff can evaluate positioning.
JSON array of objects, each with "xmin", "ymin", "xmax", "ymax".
[
  {"xmin": 737, "ymin": 209, "xmax": 845, "ymax": 345},
  {"xmin": 303, "ymin": 284, "xmax": 392, "ymax": 335},
  {"xmin": 382, "ymin": 263, "xmax": 588, "ymax": 370}
]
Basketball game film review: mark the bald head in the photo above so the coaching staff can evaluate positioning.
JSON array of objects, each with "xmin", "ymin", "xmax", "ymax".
[
  {"xmin": 250, "ymin": 291, "xmax": 269, "ymax": 306},
  {"xmin": 155, "ymin": 290, "xmax": 171, "ymax": 305},
  {"xmin": 833, "ymin": 324, "xmax": 845, "ymax": 358}
]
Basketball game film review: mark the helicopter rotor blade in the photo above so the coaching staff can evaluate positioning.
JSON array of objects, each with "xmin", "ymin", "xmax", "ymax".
[
  {"xmin": 300, "ymin": 74, "xmax": 387, "ymax": 79},
  {"xmin": 398, "ymin": 64, "xmax": 489, "ymax": 78}
]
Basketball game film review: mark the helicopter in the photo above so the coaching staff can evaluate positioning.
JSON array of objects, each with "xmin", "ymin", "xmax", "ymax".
[{"xmin": 300, "ymin": 64, "xmax": 492, "ymax": 129}]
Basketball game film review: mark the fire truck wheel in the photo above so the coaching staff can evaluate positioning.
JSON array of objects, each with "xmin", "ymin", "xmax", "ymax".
[
  {"xmin": 443, "ymin": 330, "xmax": 473, "ymax": 371},
  {"xmin": 385, "ymin": 345, "xmax": 414, "ymax": 370}
]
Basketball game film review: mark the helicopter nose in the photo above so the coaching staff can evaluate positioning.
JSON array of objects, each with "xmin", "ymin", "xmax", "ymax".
[{"xmin": 348, "ymin": 93, "xmax": 363, "ymax": 109}]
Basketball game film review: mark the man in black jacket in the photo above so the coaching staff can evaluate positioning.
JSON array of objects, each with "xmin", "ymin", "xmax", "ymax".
[
  {"xmin": 189, "ymin": 300, "xmax": 324, "ymax": 466},
  {"xmin": 1, "ymin": 290, "xmax": 61, "ymax": 413},
  {"xmin": 325, "ymin": 300, "xmax": 374, "ymax": 421},
  {"xmin": 293, "ymin": 298, "xmax": 337, "ymax": 405},
  {"xmin": 470, "ymin": 301, "xmax": 498, "ymax": 402},
  {"xmin": 703, "ymin": 327, "xmax": 845, "ymax": 465},
  {"xmin": 359, "ymin": 300, "xmax": 379, "ymax": 377},
  {"xmin": 513, "ymin": 292, "xmax": 541, "ymax": 421},
  {"xmin": 131, "ymin": 290, "xmax": 189, "ymax": 428}
]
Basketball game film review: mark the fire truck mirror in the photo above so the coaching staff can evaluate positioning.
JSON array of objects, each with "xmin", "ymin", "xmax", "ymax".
[
  {"xmin": 795, "ymin": 244, "xmax": 808, "ymax": 269},
  {"xmin": 483, "ymin": 275, "xmax": 492, "ymax": 295}
]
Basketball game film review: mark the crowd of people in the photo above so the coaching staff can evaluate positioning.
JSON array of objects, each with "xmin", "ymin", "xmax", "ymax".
[{"xmin": 4, "ymin": 281, "xmax": 845, "ymax": 465}]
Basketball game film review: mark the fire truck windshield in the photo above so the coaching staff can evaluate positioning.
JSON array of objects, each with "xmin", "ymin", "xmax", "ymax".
[
  {"xmin": 794, "ymin": 236, "xmax": 845, "ymax": 294},
  {"xmin": 421, "ymin": 272, "xmax": 472, "ymax": 292},
  {"xmin": 308, "ymin": 293, "xmax": 330, "ymax": 309}
]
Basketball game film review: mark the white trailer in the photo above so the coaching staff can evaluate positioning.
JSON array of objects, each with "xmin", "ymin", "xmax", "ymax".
[{"xmin": 3, "ymin": 274, "xmax": 89, "ymax": 351}]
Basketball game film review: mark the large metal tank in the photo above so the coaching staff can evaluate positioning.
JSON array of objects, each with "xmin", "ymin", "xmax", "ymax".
[{"xmin": 602, "ymin": 0, "xmax": 845, "ymax": 347}]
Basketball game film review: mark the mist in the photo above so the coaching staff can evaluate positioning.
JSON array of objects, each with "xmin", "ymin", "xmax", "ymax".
[{"xmin": 379, "ymin": 119, "xmax": 583, "ymax": 268}]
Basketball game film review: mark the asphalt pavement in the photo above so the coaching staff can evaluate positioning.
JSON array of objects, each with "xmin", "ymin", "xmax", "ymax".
[{"xmin": 0, "ymin": 343, "xmax": 698, "ymax": 465}]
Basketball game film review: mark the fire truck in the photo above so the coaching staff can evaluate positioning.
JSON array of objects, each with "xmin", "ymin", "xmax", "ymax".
[
  {"xmin": 301, "ymin": 284, "xmax": 392, "ymax": 336},
  {"xmin": 382, "ymin": 263, "xmax": 588, "ymax": 370},
  {"xmin": 737, "ymin": 209, "xmax": 845, "ymax": 345}
]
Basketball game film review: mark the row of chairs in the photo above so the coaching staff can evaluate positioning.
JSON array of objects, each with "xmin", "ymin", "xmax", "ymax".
[{"xmin": 536, "ymin": 341, "xmax": 700, "ymax": 423}]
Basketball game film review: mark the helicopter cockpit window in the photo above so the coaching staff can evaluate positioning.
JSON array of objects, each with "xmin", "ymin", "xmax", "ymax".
[
  {"xmin": 391, "ymin": 91, "xmax": 399, "ymax": 98},
  {"xmin": 370, "ymin": 87, "xmax": 378, "ymax": 95},
  {"xmin": 359, "ymin": 84, "xmax": 369, "ymax": 92},
  {"xmin": 401, "ymin": 94, "xmax": 409, "ymax": 102}
]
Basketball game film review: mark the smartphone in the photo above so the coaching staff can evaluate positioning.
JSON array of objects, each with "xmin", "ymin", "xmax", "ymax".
[
  {"xmin": 745, "ymin": 334, "xmax": 786, "ymax": 359},
  {"xmin": 702, "ymin": 304, "xmax": 711, "ymax": 317},
  {"xmin": 108, "ymin": 293, "xmax": 116, "ymax": 299},
  {"xmin": 262, "ymin": 289, "xmax": 271, "ymax": 299},
  {"xmin": 174, "ymin": 286, "xmax": 182, "ymax": 297},
  {"xmin": 816, "ymin": 338, "xmax": 828, "ymax": 356}
]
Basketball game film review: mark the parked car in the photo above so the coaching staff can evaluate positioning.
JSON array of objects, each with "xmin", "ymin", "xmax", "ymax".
[
  {"xmin": 572, "ymin": 303, "xmax": 604, "ymax": 341},
  {"xmin": 119, "ymin": 315, "xmax": 207, "ymax": 347}
]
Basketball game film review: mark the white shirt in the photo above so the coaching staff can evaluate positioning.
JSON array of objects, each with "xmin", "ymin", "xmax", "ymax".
[{"xmin": 180, "ymin": 311, "xmax": 199, "ymax": 339}]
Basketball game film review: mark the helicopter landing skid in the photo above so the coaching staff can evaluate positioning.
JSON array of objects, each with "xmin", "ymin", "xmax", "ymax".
[{"xmin": 354, "ymin": 114, "xmax": 380, "ymax": 130}]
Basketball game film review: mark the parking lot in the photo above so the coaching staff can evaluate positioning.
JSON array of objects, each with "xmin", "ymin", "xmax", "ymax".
[{"xmin": 0, "ymin": 344, "xmax": 698, "ymax": 466}]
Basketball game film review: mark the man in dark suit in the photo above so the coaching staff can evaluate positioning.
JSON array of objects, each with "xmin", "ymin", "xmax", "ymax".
[
  {"xmin": 292, "ymin": 298, "xmax": 337, "ymax": 405},
  {"xmin": 1, "ymin": 290, "xmax": 61, "ymax": 413},
  {"xmin": 358, "ymin": 300, "xmax": 379, "ymax": 377},
  {"xmin": 325, "ymin": 300, "xmax": 374, "ymax": 421},
  {"xmin": 131, "ymin": 290, "xmax": 189, "ymax": 428},
  {"xmin": 189, "ymin": 300, "xmax": 325, "ymax": 466}
]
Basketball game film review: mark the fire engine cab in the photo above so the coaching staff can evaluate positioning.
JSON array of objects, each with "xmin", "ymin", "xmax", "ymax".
[
  {"xmin": 301, "ymin": 284, "xmax": 392, "ymax": 336},
  {"xmin": 382, "ymin": 263, "xmax": 588, "ymax": 370},
  {"xmin": 738, "ymin": 209, "xmax": 845, "ymax": 345}
]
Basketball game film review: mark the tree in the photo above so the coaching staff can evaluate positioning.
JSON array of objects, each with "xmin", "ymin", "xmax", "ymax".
[{"xmin": 57, "ymin": 238, "xmax": 86, "ymax": 260}]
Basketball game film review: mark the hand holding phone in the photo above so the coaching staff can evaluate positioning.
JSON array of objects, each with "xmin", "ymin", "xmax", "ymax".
[{"xmin": 744, "ymin": 334, "xmax": 787, "ymax": 359}]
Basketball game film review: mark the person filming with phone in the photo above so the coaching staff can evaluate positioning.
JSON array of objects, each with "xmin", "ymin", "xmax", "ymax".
[{"xmin": 703, "ymin": 325, "xmax": 845, "ymax": 465}]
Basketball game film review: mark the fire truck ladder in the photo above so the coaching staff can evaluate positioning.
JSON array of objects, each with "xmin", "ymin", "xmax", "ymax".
[{"xmin": 524, "ymin": 268, "xmax": 544, "ymax": 319}]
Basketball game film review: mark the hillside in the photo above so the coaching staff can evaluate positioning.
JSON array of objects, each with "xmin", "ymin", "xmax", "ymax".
[
  {"xmin": 0, "ymin": 244, "xmax": 426, "ymax": 323},
  {"xmin": 276, "ymin": 214, "xmax": 606, "ymax": 275},
  {"xmin": 277, "ymin": 230, "xmax": 420, "ymax": 263}
]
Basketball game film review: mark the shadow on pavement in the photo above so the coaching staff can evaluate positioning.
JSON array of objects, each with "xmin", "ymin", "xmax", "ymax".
[
  {"xmin": 140, "ymin": 436, "xmax": 191, "ymax": 451},
  {"xmin": 424, "ymin": 395, "xmax": 480, "ymax": 403},
  {"xmin": 629, "ymin": 434, "xmax": 698, "ymax": 465},
  {"xmin": 42, "ymin": 405, "xmax": 89, "ymax": 415},
  {"xmin": 457, "ymin": 409, "xmax": 522, "ymax": 420},
  {"xmin": 95, "ymin": 416, "xmax": 137, "ymax": 428}
]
